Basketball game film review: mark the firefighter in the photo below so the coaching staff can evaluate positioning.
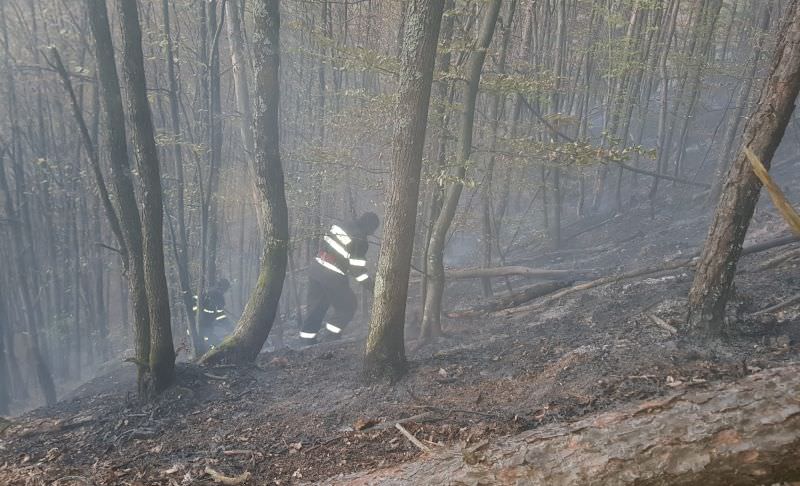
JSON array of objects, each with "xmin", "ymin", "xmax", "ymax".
[
  {"xmin": 300, "ymin": 212, "xmax": 379, "ymax": 344},
  {"xmin": 193, "ymin": 278, "xmax": 231, "ymax": 351}
]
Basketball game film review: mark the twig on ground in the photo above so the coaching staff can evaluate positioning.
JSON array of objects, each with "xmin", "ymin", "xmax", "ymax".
[
  {"xmin": 755, "ymin": 293, "xmax": 800, "ymax": 315},
  {"xmin": 646, "ymin": 314, "xmax": 677, "ymax": 334},
  {"xmin": 203, "ymin": 372, "xmax": 228, "ymax": 380},
  {"xmin": 222, "ymin": 449, "xmax": 254, "ymax": 456},
  {"xmin": 395, "ymin": 423, "xmax": 431, "ymax": 453},
  {"xmin": 53, "ymin": 477, "xmax": 94, "ymax": 486},
  {"xmin": 304, "ymin": 435, "xmax": 343, "ymax": 453},
  {"xmin": 204, "ymin": 466, "xmax": 251, "ymax": 485},
  {"xmin": 412, "ymin": 405, "xmax": 502, "ymax": 419},
  {"xmin": 365, "ymin": 412, "xmax": 436, "ymax": 431}
]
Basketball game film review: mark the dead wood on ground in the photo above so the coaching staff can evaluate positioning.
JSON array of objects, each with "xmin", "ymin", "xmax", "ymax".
[{"xmin": 323, "ymin": 365, "xmax": 800, "ymax": 485}]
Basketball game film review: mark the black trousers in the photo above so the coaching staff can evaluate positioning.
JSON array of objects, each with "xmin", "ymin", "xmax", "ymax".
[{"xmin": 301, "ymin": 264, "xmax": 357, "ymax": 337}]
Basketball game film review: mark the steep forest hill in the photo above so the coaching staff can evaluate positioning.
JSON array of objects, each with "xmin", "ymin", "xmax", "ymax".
[{"xmin": 1, "ymin": 194, "xmax": 798, "ymax": 485}]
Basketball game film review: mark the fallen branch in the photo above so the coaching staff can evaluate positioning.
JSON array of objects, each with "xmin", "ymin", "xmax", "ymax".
[
  {"xmin": 501, "ymin": 257, "xmax": 696, "ymax": 316},
  {"xmin": 395, "ymin": 423, "xmax": 431, "ymax": 453},
  {"xmin": 445, "ymin": 266, "xmax": 594, "ymax": 280},
  {"xmin": 746, "ymin": 147, "xmax": 800, "ymax": 236},
  {"xmin": 646, "ymin": 313, "xmax": 677, "ymax": 334},
  {"xmin": 446, "ymin": 281, "xmax": 573, "ymax": 318},
  {"xmin": 614, "ymin": 160, "xmax": 711, "ymax": 189},
  {"xmin": 755, "ymin": 293, "xmax": 800, "ymax": 315},
  {"xmin": 204, "ymin": 466, "xmax": 251, "ymax": 485},
  {"xmin": 500, "ymin": 235, "xmax": 799, "ymax": 317},
  {"xmin": 753, "ymin": 247, "xmax": 800, "ymax": 271},
  {"xmin": 365, "ymin": 412, "xmax": 437, "ymax": 431}
]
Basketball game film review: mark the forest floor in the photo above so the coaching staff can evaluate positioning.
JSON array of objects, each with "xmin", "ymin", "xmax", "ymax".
[{"xmin": 2, "ymin": 195, "xmax": 800, "ymax": 485}]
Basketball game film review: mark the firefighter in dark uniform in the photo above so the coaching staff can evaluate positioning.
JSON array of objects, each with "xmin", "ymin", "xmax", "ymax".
[
  {"xmin": 193, "ymin": 278, "xmax": 232, "ymax": 352},
  {"xmin": 300, "ymin": 212, "xmax": 379, "ymax": 344}
]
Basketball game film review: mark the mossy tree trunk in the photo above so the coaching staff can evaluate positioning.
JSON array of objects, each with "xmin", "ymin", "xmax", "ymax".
[
  {"xmin": 201, "ymin": 0, "xmax": 289, "ymax": 366},
  {"xmin": 116, "ymin": 0, "xmax": 176, "ymax": 393}
]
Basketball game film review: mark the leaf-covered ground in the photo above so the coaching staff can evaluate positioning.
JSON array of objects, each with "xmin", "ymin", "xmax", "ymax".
[{"xmin": 2, "ymin": 201, "xmax": 799, "ymax": 485}]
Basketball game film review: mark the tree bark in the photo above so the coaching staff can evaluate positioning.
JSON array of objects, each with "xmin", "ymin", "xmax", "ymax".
[
  {"xmin": 324, "ymin": 365, "xmax": 800, "ymax": 485},
  {"xmin": 201, "ymin": 0, "xmax": 288, "ymax": 365},
  {"xmin": 687, "ymin": 0, "xmax": 800, "ymax": 336},
  {"xmin": 116, "ymin": 0, "xmax": 176, "ymax": 392},
  {"xmin": 86, "ymin": 0, "xmax": 152, "ymax": 395},
  {"xmin": 363, "ymin": 0, "xmax": 445, "ymax": 382}
]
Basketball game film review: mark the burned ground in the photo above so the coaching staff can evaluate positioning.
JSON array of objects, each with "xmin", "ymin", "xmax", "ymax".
[{"xmin": 1, "ymin": 200, "xmax": 799, "ymax": 485}]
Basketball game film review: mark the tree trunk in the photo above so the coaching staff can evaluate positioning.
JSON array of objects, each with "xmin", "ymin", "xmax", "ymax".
[
  {"xmin": 86, "ymin": 0, "xmax": 152, "ymax": 396},
  {"xmin": 363, "ymin": 0, "xmax": 445, "ymax": 382},
  {"xmin": 116, "ymin": 0, "xmax": 176, "ymax": 393},
  {"xmin": 324, "ymin": 365, "xmax": 800, "ymax": 485},
  {"xmin": 420, "ymin": 0, "xmax": 502, "ymax": 339},
  {"xmin": 0, "ymin": 290, "xmax": 11, "ymax": 415},
  {"xmin": 0, "ymin": 6, "xmax": 57, "ymax": 406},
  {"xmin": 687, "ymin": 0, "xmax": 800, "ymax": 336},
  {"xmin": 201, "ymin": 0, "xmax": 288, "ymax": 365},
  {"xmin": 481, "ymin": 0, "xmax": 517, "ymax": 296},
  {"xmin": 160, "ymin": 0, "xmax": 199, "ymax": 356}
]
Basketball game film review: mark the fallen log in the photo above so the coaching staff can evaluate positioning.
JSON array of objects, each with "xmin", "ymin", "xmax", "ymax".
[
  {"xmin": 501, "ymin": 234, "xmax": 799, "ymax": 316},
  {"xmin": 446, "ymin": 281, "xmax": 572, "ymax": 318},
  {"xmin": 445, "ymin": 266, "xmax": 596, "ymax": 280},
  {"xmin": 501, "ymin": 257, "xmax": 696, "ymax": 316},
  {"xmin": 322, "ymin": 365, "xmax": 800, "ymax": 485}
]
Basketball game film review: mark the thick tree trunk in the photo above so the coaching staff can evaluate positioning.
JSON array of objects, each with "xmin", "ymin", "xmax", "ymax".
[
  {"xmin": 363, "ymin": 0, "xmax": 445, "ymax": 382},
  {"xmin": 420, "ymin": 0, "xmax": 502, "ymax": 339},
  {"xmin": 116, "ymin": 0, "xmax": 176, "ymax": 393},
  {"xmin": 687, "ymin": 0, "xmax": 800, "ymax": 336},
  {"xmin": 325, "ymin": 365, "xmax": 800, "ymax": 485},
  {"xmin": 201, "ymin": 0, "xmax": 288, "ymax": 365}
]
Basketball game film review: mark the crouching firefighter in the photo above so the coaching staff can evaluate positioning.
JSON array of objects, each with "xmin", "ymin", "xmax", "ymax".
[
  {"xmin": 192, "ymin": 278, "xmax": 233, "ymax": 352},
  {"xmin": 300, "ymin": 212, "xmax": 380, "ymax": 344}
]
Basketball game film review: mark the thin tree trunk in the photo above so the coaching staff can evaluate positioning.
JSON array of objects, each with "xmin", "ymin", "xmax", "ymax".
[
  {"xmin": 687, "ymin": 0, "xmax": 800, "ymax": 336},
  {"xmin": 0, "ymin": 289, "xmax": 11, "ymax": 415},
  {"xmin": 481, "ymin": 0, "xmax": 517, "ymax": 296},
  {"xmin": 0, "ymin": 5, "xmax": 57, "ymax": 407},
  {"xmin": 420, "ymin": 0, "xmax": 502, "ymax": 339},
  {"xmin": 160, "ymin": 0, "xmax": 199, "ymax": 355}
]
